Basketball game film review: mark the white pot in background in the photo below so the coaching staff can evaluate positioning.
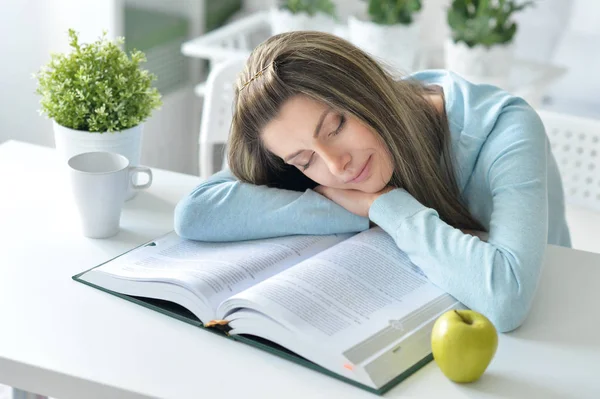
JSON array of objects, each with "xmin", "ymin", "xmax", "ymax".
[
  {"xmin": 348, "ymin": 15, "xmax": 421, "ymax": 75},
  {"xmin": 53, "ymin": 121, "xmax": 144, "ymax": 200},
  {"xmin": 270, "ymin": 7, "xmax": 337, "ymax": 35},
  {"xmin": 445, "ymin": 39, "xmax": 514, "ymax": 88}
]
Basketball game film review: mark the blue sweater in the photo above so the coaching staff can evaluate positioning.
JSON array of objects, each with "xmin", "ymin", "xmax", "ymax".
[{"xmin": 174, "ymin": 70, "xmax": 571, "ymax": 333}]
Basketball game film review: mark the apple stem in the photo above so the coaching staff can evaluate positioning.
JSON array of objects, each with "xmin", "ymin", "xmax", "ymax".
[{"xmin": 454, "ymin": 310, "xmax": 472, "ymax": 325}]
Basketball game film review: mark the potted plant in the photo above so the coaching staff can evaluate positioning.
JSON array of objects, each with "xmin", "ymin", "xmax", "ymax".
[
  {"xmin": 270, "ymin": 0, "xmax": 338, "ymax": 35},
  {"xmin": 445, "ymin": 0, "xmax": 535, "ymax": 86},
  {"xmin": 35, "ymin": 29, "xmax": 161, "ymax": 199},
  {"xmin": 348, "ymin": 0, "xmax": 423, "ymax": 74}
]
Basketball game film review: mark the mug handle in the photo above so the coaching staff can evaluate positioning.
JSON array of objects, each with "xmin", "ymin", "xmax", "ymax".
[{"xmin": 129, "ymin": 166, "xmax": 153, "ymax": 190}]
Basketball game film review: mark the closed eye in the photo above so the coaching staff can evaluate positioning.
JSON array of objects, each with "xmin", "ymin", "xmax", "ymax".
[
  {"xmin": 300, "ymin": 152, "xmax": 314, "ymax": 171},
  {"xmin": 301, "ymin": 113, "xmax": 346, "ymax": 171},
  {"xmin": 329, "ymin": 114, "xmax": 346, "ymax": 137}
]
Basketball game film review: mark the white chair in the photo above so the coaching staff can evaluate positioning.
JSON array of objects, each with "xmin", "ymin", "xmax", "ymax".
[
  {"xmin": 198, "ymin": 58, "xmax": 247, "ymax": 179},
  {"xmin": 539, "ymin": 109, "xmax": 600, "ymax": 213},
  {"xmin": 539, "ymin": 109, "xmax": 600, "ymax": 254}
]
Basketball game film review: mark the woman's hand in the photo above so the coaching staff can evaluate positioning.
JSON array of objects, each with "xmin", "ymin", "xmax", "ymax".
[{"xmin": 313, "ymin": 185, "xmax": 394, "ymax": 218}]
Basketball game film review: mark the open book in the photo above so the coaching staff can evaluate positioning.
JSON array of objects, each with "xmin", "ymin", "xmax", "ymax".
[{"xmin": 74, "ymin": 227, "xmax": 462, "ymax": 394}]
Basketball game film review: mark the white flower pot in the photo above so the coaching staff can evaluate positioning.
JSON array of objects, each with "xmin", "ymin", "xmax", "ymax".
[
  {"xmin": 348, "ymin": 15, "xmax": 421, "ymax": 75},
  {"xmin": 270, "ymin": 7, "xmax": 337, "ymax": 35},
  {"xmin": 445, "ymin": 39, "xmax": 514, "ymax": 88},
  {"xmin": 53, "ymin": 121, "xmax": 144, "ymax": 200}
]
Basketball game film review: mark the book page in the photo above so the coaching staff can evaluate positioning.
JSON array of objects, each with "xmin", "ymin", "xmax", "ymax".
[
  {"xmin": 219, "ymin": 228, "xmax": 448, "ymax": 351},
  {"xmin": 89, "ymin": 231, "xmax": 351, "ymax": 320}
]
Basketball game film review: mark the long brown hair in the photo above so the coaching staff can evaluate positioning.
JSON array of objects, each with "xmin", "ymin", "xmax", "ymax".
[{"xmin": 228, "ymin": 31, "xmax": 484, "ymax": 231}]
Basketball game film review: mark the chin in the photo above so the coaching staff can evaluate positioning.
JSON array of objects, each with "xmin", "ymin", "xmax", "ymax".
[{"xmin": 359, "ymin": 180, "xmax": 388, "ymax": 194}]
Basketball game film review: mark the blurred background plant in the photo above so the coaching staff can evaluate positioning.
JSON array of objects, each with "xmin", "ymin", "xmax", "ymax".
[
  {"xmin": 278, "ymin": 0, "xmax": 337, "ymax": 17},
  {"xmin": 447, "ymin": 0, "xmax": 535, "ymax": 48},
  {"xmin": 365, "ymin": 0, "xmax": 422, "ymax": 25}
]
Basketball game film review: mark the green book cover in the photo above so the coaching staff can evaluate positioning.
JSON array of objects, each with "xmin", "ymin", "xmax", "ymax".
[{"xmin": 72, "ymin": 236, "xmax": 433, "ymax": 395}]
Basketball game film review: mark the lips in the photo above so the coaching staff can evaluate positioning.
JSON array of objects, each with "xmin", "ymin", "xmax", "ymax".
[{"xmin": 347, "ymin": 155, "xmax": 372, "ymax": 184}]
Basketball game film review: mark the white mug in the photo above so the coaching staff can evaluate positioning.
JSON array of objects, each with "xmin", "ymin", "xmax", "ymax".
[{"xmin": 67, "ymin": 151, "xmax": 152, "ymax": 238}]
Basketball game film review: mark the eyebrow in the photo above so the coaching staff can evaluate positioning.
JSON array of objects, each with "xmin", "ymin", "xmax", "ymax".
[{"xmin": 283, "ymin": 108, "xmax": 331, "ymax": 163}]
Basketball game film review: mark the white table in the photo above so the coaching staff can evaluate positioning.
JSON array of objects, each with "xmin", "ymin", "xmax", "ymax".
[{"xmin": 1, "ymin": 140, "xmax": 599, "ymax": 398}]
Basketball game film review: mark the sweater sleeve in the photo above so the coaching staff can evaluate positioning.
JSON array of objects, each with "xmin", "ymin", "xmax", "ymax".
[
  {"xmin": 368, "ymin": 104, "xmax": 548, "ymax": 333},
  {"xmin": 174, "ymin": 169, "xmax": 369, "ymax": 242}
]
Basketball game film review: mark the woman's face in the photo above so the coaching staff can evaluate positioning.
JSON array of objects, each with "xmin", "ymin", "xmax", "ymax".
[{"xmin": 262, "ymin": 95, "xmax": 394, "ymax": 193}]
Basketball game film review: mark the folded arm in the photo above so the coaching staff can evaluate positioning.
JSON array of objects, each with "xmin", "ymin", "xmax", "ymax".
[
  {"xmin": 174, "ymin": 169, "xmax": 369, "ymax": 241},
  {"xmin": 369, "ymin": 104, "xmax": 549, "ymax": 332}
]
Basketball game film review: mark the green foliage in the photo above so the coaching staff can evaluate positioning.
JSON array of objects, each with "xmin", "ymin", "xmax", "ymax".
[
  {"xmin": 278, "ymin": 0, "xmax": 336, "ymax": 18},
  {"xmin": 365, "ymin": 0, "xmax": 422, "ymax": 25},
  {"xmin": 34, "ymin": 29, "xmax": 162, "ymax": 133},
  {"xmin": 448, "ymin": 0, "xmax": 535, "ymax": 48}
]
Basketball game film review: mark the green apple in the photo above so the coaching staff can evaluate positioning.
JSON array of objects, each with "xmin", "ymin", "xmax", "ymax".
[{"xmin": 431, "ymin": 309, "xmax": 498, "ymax": 383}]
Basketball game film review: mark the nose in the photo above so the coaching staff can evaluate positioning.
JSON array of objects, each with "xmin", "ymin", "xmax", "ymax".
[{"xmin": 318, "ymin": 144, "xmax": 351, "ymax": 177}]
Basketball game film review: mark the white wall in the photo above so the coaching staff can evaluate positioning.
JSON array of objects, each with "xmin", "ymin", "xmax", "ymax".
[
  {"xmin": 541, "ymin": 0, "xmax": 600, "ymax": 119},
  {"xmin": 1, "ymin": 1, "xmax": 51, "ymax": 147}
]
